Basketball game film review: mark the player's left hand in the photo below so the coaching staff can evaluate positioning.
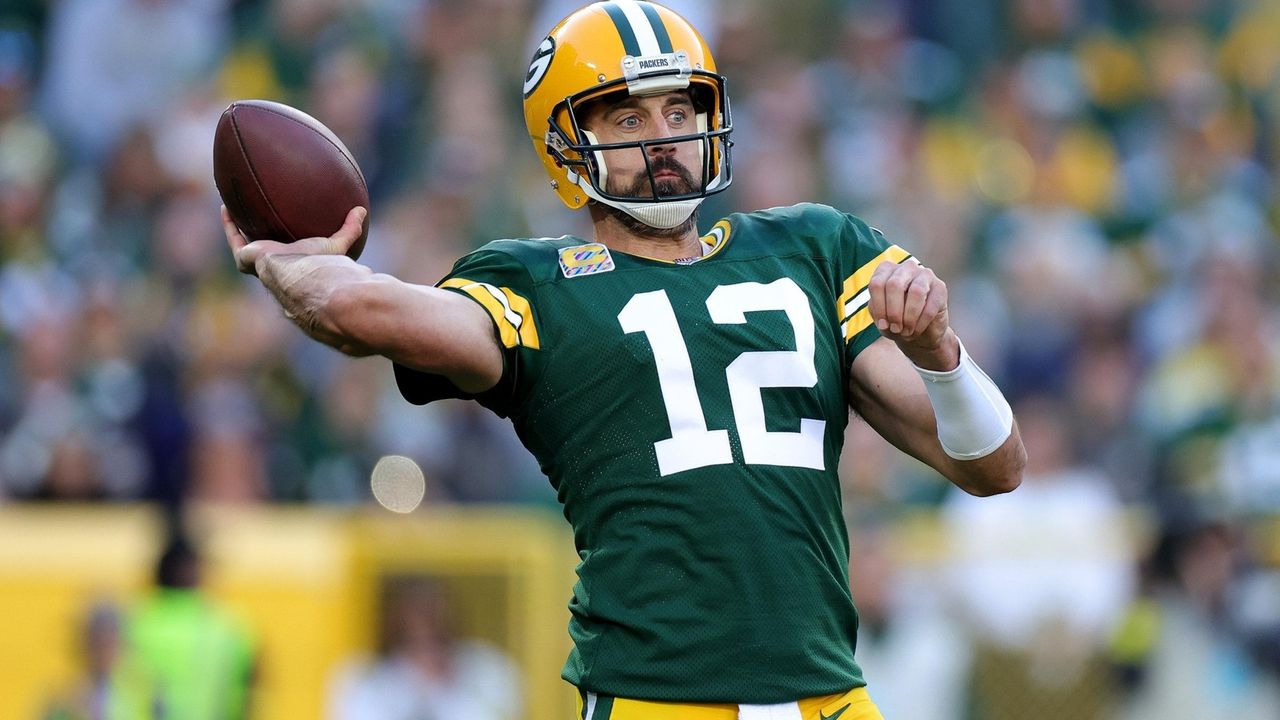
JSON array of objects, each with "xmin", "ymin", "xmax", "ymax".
[{"xmin": 868, "ymin": 259, "xmax": 959, "ymax": 371}]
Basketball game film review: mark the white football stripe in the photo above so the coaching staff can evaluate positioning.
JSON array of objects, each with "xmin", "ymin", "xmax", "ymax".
[
  {"xmin": 474, "ymin": 282, "xmax": 523, "ymax": 330},
  {"xmin": 616, "ymin": 0, "xmax": 662, "ymax": 56},
  {"xmin": 843, "ymin": 288, "xmax": 870, "ymax": 320}
]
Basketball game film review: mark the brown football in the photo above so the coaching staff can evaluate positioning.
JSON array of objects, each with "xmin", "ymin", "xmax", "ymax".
[{"xmin": 213, "ymin": 100, "xmax": 369, "ymax": 260}]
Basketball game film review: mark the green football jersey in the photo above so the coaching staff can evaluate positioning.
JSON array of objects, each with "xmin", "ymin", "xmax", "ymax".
[{"xmin": 395, "ymin": 203, "xmax": 912, "ymax": 703}]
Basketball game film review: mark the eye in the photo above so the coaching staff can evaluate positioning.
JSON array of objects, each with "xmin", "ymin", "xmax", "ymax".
[
  {"xmin": 619, "ymin": 115, "xmax": 641, "ymax": 129},
  {"xmin": 669, "ymin": 109, "xmax": 688, "ymax": 124}
]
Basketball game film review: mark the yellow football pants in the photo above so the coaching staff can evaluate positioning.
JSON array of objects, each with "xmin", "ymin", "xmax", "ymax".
[{"xmin": 575, "ymin": 686, "xmax": 883, "ymax": 720}]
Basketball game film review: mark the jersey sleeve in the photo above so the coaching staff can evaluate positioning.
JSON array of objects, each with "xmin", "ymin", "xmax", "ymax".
[
  {"xmin": 393, "ymin": 245, "xmax": 541, "ymax": 418},
  {"xmin": 834, "ymin": 213, "xmax": 913, "ymax": 367}
]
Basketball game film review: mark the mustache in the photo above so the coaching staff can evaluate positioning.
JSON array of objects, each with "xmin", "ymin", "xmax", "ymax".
[
  {"xmin": 647, "ymin": 155, "xmax": 697, "ymax": 184},
  {"xmin": 617, "ymin": 156, "xmax": 700, "ymax": 197}
]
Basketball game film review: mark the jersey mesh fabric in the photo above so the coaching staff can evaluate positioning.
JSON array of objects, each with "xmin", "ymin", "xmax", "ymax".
[{"xmin": 395, "ymin": 203, "xmax": 908, "ymax": 702}]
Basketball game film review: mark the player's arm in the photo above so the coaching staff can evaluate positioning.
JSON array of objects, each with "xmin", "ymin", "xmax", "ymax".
[
  {"xmin": 847, "ymin": 260, "xmax": 1025, "ymax": 496},
  {"xmin": 223, "ymin": 206, "xmax": 502, "ymax": 393}
]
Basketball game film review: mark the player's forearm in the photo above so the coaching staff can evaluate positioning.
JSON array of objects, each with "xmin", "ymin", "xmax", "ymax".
[
  {"xmin": 256, "ymin": 252, "xmax": 379, "ymax": 355},
  {"xmin": 849, "ymin": 337, "xmax": 1024, "ymax": 495},
  {"xmin": 251, "ymin": 249, "xmax": 498, "ymax": 392},
  {"xmin": 858, "ymin": 387, "xmax": 1024, "ymax": 496}
]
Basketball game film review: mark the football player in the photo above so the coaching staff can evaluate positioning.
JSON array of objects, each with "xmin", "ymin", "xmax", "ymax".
[{"xmin": 224, "ymin": 2, "xmax": 1026, "ymax": 718}]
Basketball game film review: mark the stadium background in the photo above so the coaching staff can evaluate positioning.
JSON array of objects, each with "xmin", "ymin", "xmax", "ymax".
[{"xmin": 1, "ymin": 0, "xmax": 1279, "ymax": 718}]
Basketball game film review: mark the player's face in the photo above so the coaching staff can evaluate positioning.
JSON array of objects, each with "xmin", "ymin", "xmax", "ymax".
[{"xmin": 582, "ymin": 91, "xmax": 703, "ymax": 199}]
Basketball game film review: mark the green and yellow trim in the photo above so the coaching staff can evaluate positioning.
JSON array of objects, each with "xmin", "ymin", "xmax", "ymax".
[
  {"xmin": 699, "ymin": 219, "xmax": 732, "ymax": 259},
  {"xmin": 837, "ymin": 245, "xmax": 911, "ymax": 342}
]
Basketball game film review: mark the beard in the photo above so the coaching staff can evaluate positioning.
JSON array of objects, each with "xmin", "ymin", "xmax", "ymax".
[{"xmin": 601, "ymin": 155, "xmax": 702, "ymax": 238}]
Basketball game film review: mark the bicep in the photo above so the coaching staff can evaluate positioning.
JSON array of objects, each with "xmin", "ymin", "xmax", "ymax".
[
  {"xmin": 847, "ymin": 337, "xmax": 953, "ymax": 473},
  {"xmin": 333, "ymin": 276, "xmax": 504, "ymax": 393}
]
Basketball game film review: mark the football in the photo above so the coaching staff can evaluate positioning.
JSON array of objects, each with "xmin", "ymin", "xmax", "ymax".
[{"xmin": 213, "ymin": 100, "xmax": 370, "ymax": 260}]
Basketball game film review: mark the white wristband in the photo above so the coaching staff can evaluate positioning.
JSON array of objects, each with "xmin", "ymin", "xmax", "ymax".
[{"xmin": 914, "ymin": 339, "xmax": 1013, "ymax": 460}]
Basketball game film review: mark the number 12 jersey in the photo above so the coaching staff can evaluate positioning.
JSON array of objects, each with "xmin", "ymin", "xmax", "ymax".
[{"xmin": 395, "ymin": 202, "xmax": 912, "ymax": 703}]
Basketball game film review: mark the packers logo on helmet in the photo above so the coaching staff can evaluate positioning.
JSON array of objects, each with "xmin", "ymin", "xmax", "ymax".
[
  {"xmin": 524, "ymin": 37, "xmax": 556, "ymax": 98},
  {"xmin": 522, "ymin": 1, "xmax": 734, "ymax": 229}
]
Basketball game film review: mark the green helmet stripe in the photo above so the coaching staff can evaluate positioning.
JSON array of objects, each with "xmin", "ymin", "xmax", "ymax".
[
  {"xmin": 639, "ymin": 2, "xmax": 674, "ymax": 54},
  {"xmin": 600, "ymin": 3, "xmax": 642, "ymax": 57}
]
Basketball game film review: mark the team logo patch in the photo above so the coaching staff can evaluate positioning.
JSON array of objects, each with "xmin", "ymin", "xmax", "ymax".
[{"xmin": 559, "ymin": 243, "xmax": 615, "ymax": 278}]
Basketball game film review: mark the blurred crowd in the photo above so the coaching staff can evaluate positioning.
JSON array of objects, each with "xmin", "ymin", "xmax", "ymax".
[{"xmin": 2, "ymin": 0, "xmax": 1279, "ymax": 717}]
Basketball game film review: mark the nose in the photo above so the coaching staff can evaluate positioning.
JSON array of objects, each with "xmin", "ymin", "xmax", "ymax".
[
  {"xmin": 647, "ymin": 131, "xmax": 677, "ymax": 157},
  {"xmin": 647, "ymin": 143, "xmax": 674, "ymax": 159},
  {"xmin": 646, "ymin": 117, "xmax": 680, "ymax": 155}
]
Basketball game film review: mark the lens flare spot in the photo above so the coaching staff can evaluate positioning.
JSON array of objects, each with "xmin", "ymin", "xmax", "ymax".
[{"xmin": 370, "ymin": 455, "xmax": 426, "ymax": 513}]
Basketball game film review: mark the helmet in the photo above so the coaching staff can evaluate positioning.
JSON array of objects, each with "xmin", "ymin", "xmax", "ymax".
[{"xmin": 522, "ymin": 1, "xmax": 733, "ymax": 229}]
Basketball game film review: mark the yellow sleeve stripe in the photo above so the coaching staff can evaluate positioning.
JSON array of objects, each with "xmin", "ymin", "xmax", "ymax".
[
  {"xmin": 843, "ymin": 306, "xmax": 874, "ymax": 343},
  {"xmin": 501, "ymin": 287, "xmax": 541, "ymax": 349},
  {"xmin": 837, "ymin": 245, "xmax": 911, "ymax": 345},
  {"xmin": 439, "ymin": 278, "xmax": 540, "ymax": 350},
  {"xmin": 837, "ymin": 245, "xmax": 912, "ymax": 312}
]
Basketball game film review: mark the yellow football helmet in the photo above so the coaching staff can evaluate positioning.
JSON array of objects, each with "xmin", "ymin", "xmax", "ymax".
[{"xmin": 522, "ymin": 1, "xmax": 733, "ymax": 228}]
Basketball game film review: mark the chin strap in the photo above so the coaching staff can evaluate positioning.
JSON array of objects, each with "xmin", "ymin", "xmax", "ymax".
[{"xmin": 606, "ymin": 196, "xmax": 704, "ymax": 229}]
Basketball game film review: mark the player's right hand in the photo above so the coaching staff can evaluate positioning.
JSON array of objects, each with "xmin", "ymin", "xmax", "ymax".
[
  {"xmin": 222, "ymin": 205, "xmax": 366, "ymax": 277},
  {"xmin": 868, "ymin": 258, "xmax": 959, "ymax": 371}
]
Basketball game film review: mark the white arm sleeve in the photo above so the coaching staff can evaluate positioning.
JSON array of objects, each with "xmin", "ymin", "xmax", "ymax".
[{"xmin": 914, "ymin": 339, "xmax": 1013, "ymax": 460}]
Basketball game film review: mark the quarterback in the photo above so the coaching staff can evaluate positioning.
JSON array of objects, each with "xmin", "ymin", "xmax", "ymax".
[{"xmin": 224, "ymin": 2, "xmax": 1025, "ymax": 718}]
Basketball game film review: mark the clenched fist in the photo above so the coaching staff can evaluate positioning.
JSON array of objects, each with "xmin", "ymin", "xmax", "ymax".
[{"xmin": 868, "ymin": 259, "xmax": 960, "ymax": 371}]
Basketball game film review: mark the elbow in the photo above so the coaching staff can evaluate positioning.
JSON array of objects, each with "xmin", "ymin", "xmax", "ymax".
[
  {"xmin": 956, "ymin": 438, "xmax": 1026, "ymax": 497},
  {"xmin": 964, "ymin": 470, "xmax": 1022, "ymax": 497}
]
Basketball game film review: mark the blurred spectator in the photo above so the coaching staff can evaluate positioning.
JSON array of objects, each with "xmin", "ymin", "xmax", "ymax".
[
  {"xmin": 0, "ymin": 27, "xmax": 57, "ymax": 259},
  {"xmin": 1113, "ymin": 518, "xmax": 1280, "ymax": 720},
  {"xmin": 110, "ymin": 531, "xmax": 257, "ymax": 720},
  {"xmin": 38, "ymin": 0, "xmax": 229, "ymax": 166},
  {"xmin": 42, "ymin": 603, "xmax": 122, "ymax": 720},
  {"xmin": 944, "ymin": 396, "xmax": 1136, "ymax": 646},
  {"xmin": 328, "ymin": 576, "xmax": 521, "ymax": 720},
  {"xmin": 943, "ymin": 396, "xmax": 1135, "ymax": 719},
  {"xmin": 848, "ymin": 526, "xmax": 970, "ymax": 720}
]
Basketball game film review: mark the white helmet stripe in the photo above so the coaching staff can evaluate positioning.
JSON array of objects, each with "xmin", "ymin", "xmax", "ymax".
[{"xmin": 615, "ymin": 0, "xmax": 662, "ymax": 57}]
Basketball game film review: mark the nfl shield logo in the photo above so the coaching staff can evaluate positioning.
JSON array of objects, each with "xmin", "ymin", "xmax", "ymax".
[{"xmin": 558, "ymin": 243, "xmax": 615, "ymax": 278}]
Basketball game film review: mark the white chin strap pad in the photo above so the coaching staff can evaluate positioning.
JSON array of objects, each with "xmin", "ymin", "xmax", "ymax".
[{"xmin": 611, "ymin": 197, "xmax": 703, "ymax": 229}]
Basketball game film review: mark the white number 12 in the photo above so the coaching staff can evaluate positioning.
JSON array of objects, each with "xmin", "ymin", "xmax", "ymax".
[{"xmin": 617, "ymin": 278, "xmax": 826, "ymax": 476}]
